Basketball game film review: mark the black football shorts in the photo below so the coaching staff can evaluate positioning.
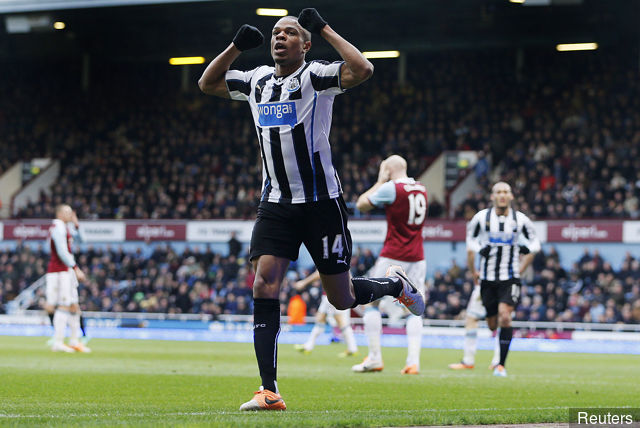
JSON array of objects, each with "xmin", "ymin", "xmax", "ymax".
[
  {"xmin": 249, "ymin": 196, "xmax": 352, "ymax": 275},
  {"xmin": 480, "ymin": 278, "xmax": 522, "ymax": 318}
]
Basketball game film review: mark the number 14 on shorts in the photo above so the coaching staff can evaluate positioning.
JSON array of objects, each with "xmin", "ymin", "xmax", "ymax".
[{"xmin": 322, "ymin": 234, "xmax": 343, "ymax": 259}]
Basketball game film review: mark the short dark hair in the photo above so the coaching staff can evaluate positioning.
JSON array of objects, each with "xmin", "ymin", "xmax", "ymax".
[{"xmin": 279, "ymin": 16, "xmax": 311, "ymax": 42}]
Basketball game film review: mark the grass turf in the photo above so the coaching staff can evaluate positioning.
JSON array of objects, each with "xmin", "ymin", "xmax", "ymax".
[{"xmin": 0, "ymin": 336, "xmax": 638, "ymax": 427}]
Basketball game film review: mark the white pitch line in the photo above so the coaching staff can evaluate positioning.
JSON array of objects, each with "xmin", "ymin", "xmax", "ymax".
[{"xmin": 0, "ymin": 407, "xmax": 576, "ymax": 418}]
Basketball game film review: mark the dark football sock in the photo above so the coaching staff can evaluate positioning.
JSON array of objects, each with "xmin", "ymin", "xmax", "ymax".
[
  {"xmin": 80, "ymin": 315, "xmax": 86, "ymax": 336},
  {"xmin": 48, "ymin": 312, "xmax": 54, "ymax": 326},
  {"xmin": 351, "ymin": 277, "xmax": 403, "ymax": 307},
  {"xmin": 253, "ymin": 298, "xmax": 281, "ymax": 393},
  {"xmin": 499, "ymin": 326, "xmax": 513, "ymax": 367}
]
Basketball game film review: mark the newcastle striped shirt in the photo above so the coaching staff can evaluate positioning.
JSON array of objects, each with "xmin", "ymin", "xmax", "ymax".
[
  {"xmin": 466, "ymin": 207, "xmax": 541, "ymax": 281},
  {"xmin": 225, "ymin": 60, "xmax": 346, "ymax": 204}
]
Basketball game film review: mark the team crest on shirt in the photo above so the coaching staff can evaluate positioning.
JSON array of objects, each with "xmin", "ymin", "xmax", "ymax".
[{"xmin": 285, "ymin": 77, "xmax": 300, "ymax": 92}]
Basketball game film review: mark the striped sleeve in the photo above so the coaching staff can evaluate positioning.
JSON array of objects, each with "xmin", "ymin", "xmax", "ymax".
[
  {"xmin": 519, "ymin": 213, "xmax": 541, "ymax": 253},
  {"xmin": 308, "ymin": 60, "xmax": 346, "ymax": 96},
  {"xmin": 466, "ymin": 211, "xmax": 483, "ymax": 253},
  {"xmin": 225, "ymin": 67, "xmax": 258, "ymax": 101}
]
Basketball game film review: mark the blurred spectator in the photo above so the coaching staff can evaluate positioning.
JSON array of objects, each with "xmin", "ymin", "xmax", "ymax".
[
  {"xmin": 228, "ymin": 232, "xmax": 242, "ymax": 258},
  {"xmin": 287, "ymin": 293, "xmax": 307, "ymax": 325}
]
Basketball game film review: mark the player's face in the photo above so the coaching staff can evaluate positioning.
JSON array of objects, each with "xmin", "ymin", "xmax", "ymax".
[
  {"xmin": 491, "ymin": 184, "xmax": 513, "ymax": 208},
  {"xmin": 271, "ymin": 18, "xmax": 309, "ymax": 66}
]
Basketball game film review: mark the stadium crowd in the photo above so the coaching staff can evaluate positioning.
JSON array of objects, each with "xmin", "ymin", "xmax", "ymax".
[
  {"xmin": 2, "ymin": 50, "xmax": 637, "ymax": 220},
  {"xmin": 452, "ymin": 52, "xmax": 640, "ymax": 220},
  {"xmin": 0, "ymin": 243, "xmax": 638, "ymax": 324},
  {"xmin": 2, "ymin": 50, "xmax": 639, "ymax": 325}
]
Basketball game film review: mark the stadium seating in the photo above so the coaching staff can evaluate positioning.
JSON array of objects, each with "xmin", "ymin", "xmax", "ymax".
[{"xmin": 4, "ymin": 50, "xmax": 636, "ymax": 219}]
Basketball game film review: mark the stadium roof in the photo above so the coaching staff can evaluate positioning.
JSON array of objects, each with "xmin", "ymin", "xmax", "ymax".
[{"xmin": 0, "ymin": 0, "xmax": 638, "ymax": 61}]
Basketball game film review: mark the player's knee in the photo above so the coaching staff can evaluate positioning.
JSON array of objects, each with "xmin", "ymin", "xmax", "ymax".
[
  {"xmin": 252, "ymin": 274, "xmax": 280, "ymax": 299},
  {"xmin": 327, "ymin": 295, "xmax": 351, "ymax": 311},
  {"xmin": 498, "ymin": 311, "xmax": 511, "ymax": 327},
  {"xmin": 487, "ymin": 317, "xmax": 498, "ymax": 331},
  {"xmin": 465, "ymin": 316, "xmax": 478, "ymax": 329}
]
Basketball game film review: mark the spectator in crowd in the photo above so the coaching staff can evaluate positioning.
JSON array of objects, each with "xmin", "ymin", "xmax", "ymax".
[{"xmin": 228, "ymin": 232, "xmax": 242, "ymax": 258}]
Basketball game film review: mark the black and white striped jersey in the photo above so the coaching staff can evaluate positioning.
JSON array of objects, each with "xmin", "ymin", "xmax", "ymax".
[
  {"xmin": 225, "ymin": 60, "xmax": 345, "ymax": 204},
  {"xmin": 466, "ymin": 207, "xmax": 541, "ymax": 281}
]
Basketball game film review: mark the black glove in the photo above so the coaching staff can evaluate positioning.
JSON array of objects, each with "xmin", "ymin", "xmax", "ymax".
[
  {"xmin": 298, "ymin": 8, "xmax": 327, "ymax": 34},
  {"xmin": 232, "ymin": 24, "xmax": 264, "ymax": 51},
  {"xmin": 479, "ymin": 246, "xmax": 491, "ymax": 258},
  {"xmin": 519, "ymin": 245, "xmax": 531, "ymax": 255}
]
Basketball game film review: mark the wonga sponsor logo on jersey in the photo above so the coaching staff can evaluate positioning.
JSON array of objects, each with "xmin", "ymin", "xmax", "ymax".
[
  {"xmin": 488, "ymin": 231, "xmax": 516, "ymax": 245},
  {"xmin": 257, "ymin": 102, "xmax": 297, "ymax": 127}
]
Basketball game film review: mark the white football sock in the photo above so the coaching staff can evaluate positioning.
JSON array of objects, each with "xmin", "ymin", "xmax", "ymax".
[
  {"xmin": 341, "ymin": 325, "xmax": 358, "ymax": 353},
  {"xmin": 68, "ymin": 312, "xmax": 81, "ymax": 347},
  {"xmin": 405, "ymin": 315, "xmax": 423, "ymax": 367},
  {"xmin": 491, "ymin": 329, "xmax": 501, "ymax": 367},
  {"xmin": 304, "ymin": 324, "xmax": 324, "ymax": 351},
  {"xmin": 53, "ymin": 309, "xmax": 68, "ymax": 346},
  {"xmin": 363, "ymin": 309, "xmax": 382, "ymax": 361},
  {"xmin": 462, "ymin": 328, "xmax": 478, "ymax": 366}
]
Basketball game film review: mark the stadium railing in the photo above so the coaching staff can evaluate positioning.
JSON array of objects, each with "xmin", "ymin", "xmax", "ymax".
[{"xmin": 4, "ymin": 310, "xmax": 640, "ymax": 333}]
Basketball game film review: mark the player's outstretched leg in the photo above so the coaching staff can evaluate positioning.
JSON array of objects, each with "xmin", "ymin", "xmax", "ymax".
[{"xmin": 385, "ymin": 266, "xmax": 425, "ymax": 316}]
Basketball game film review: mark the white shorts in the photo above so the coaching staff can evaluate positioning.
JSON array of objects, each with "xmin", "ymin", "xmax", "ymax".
[
  {"xmin": 466, "ymin": 284, "xmax": 486, "ymax": 320},
  {"xmin": 45, "ymin": 269, "xmax": 79, "ymax": 307},
  {"xmin": 317, "ymin": 294, "xmax": 350, "ymax": 320},
  {"xmin": 367, "ymin": 256, "xmax": 427, "ymax": 320}
]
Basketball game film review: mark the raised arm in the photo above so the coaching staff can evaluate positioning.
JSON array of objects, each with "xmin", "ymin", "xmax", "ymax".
[
  {"xmin": 198, "ymin": 25, "xmax": 264, "ymax": 98},
  {"xmin": 298, "ymin": 8, "xmax": 373, "ymax": 89},
  {"xmin": 198, "ymin": 44, "xmax": 241, "ymax": 98},
  {"xmin": 68, "ymin": 210, "xmax": 85, "ymax": 243},
  {"xmin": 356, "ymin": 160, "xmax": 390, "ymax": 212}
]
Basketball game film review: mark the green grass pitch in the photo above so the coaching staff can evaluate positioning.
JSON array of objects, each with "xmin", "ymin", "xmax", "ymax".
[{"xmin": 0, "ymin": 336, "xmax": 638, "ymax": 427}]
